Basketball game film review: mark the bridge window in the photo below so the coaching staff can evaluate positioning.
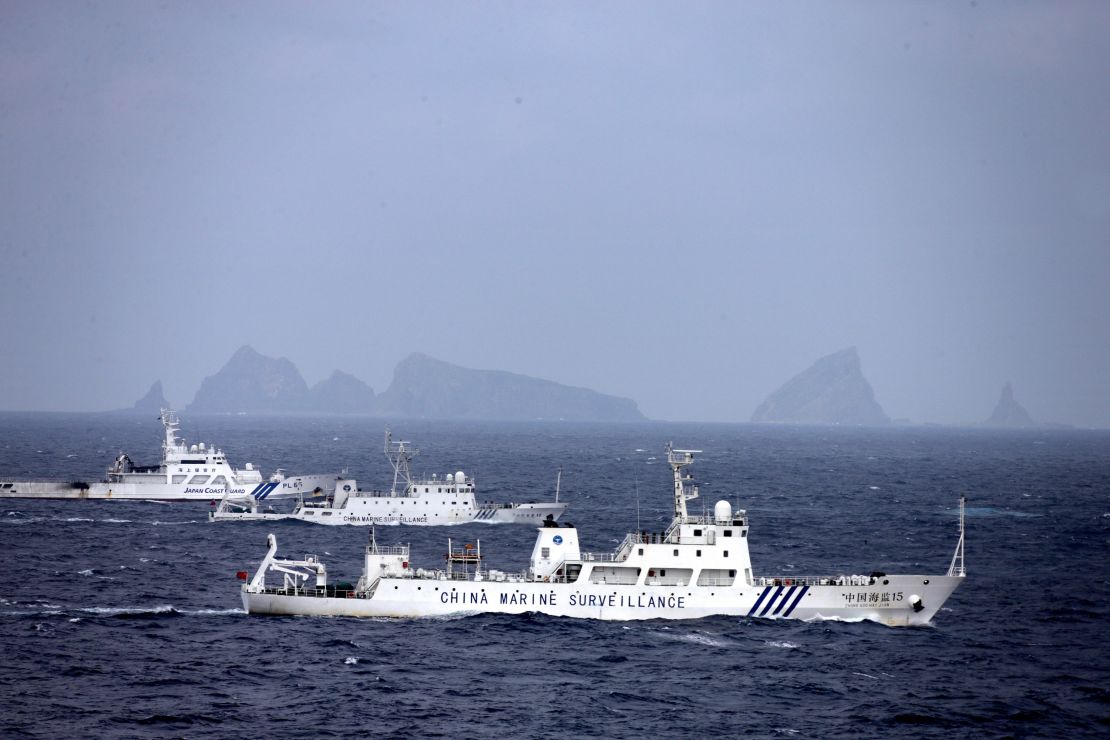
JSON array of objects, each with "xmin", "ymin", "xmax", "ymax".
[
  {"xmin": 588, "ymin": 566, "xmax": 640, "ymax": 585},
  {"xmin": 693, "ymin": 529, "xmax": 702, "ymax": 536},
  {"xmin": 724, "ymin": 530, "xmax": 733, "ymax": 537},
  {"xmin": 697, "ymin": 568, "xmax": 735, "ymax": 586}
]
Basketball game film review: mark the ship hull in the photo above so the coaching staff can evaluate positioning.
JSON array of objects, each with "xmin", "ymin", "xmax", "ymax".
[
  {"xmin": 242, "ymin": 573, "xmax": 962, "ymax": 627},
  {"xmin": 212, "ymin": 500, "xmax": 567, "ymax": 525},
  {"xmin": 0, "ymin": 474, "xmax": 338, "ymax": 501}
]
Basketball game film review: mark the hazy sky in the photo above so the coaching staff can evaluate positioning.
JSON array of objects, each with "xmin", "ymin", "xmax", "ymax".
[{"xmin": 2, "ymin": 2, "xmax": 1109, "ymax": 426}]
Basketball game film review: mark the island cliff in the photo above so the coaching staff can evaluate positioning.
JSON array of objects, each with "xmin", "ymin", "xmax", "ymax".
[
  {"xmin": 751, "ymin": 347, "xmax": 890, "ymax": 425},
  {"xmin": 179, "ymin": 347, "xmax": 642, "ymax": 421},
  {"xmin": 122, "ymin": 380, "xmax": 169, "ymax": 414},
  {"xmin": 984, "ymin": 382, "xmax": 1036, "ymax": 427},
  {"xmin": 373, "ymin": 353, "xmax": 645, "ymax": 421},
  {"xmin": 187, "ymin": 346, "xmax": 310, "ymax": 413}
]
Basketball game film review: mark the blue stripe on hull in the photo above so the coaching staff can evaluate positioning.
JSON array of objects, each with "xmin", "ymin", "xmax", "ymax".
[
  {"xmin": 255, "ymin": 482, "xmax": 279, "ymax": 500},
  {"xmin": 747, "ymin": 586, "xmax": 772, "ymax": 616},
  {"xmin": 759, "ymin": 586, "xmax": 785, "ymax": 616},
  {"xmin": 782, "ymin": 585, "xmax": 809, "ymax": 617},
  {"xmin": 772, "ymin": 585, "xmax": 797, "ymax": 615}
]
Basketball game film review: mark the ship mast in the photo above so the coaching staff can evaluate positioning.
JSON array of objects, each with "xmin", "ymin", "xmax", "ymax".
[
  {"xmin": 385, "ymin": 429, "xmax": 417, "ymax": 496},
  {"xmin": 160, "ymin": 408, "xmax": 182, "ymax": 457},
  {"xmin": 947, "ymin": 496, "xmax": 967, "ymax": 577},
  {"xmin": 666, "ymin": 443, "xmax": 701, "ymax": 521}
]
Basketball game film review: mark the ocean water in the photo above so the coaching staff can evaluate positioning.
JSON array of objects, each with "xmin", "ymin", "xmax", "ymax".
[{"xmin": 0, "ymin": 413, "xmax": 1107, "ymax": 738}]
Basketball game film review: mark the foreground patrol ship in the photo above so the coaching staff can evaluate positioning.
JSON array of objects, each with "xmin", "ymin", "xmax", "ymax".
[
  {"xmin": 241, "ymin": 446, "xmax": 966, "ymax": 626},
  {"xmin": 0, "ymin": 409, "xmax": 337, "ymax": 501}
]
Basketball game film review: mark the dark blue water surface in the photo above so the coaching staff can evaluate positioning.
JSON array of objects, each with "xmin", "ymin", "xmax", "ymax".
[{"xmin": 0, "ymin": 413, "xmax": 1107, "ymax": 738}]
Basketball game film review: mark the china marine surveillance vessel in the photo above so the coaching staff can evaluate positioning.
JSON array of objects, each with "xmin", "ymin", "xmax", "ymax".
[
  {"xmin": 0, "ymin": 409, "xmax": 338, "ymax": 501},
  {"xmin": 211, "ymin": 431, "xmax": 566, "ymax": 525},
  {"xmin": 240, "ymin": 445, "xmax": 966, "ymax": 626}
]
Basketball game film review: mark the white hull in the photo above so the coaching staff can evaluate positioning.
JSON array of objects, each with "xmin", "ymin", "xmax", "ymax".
[
  {"xmin": 211, "ymin": 432, "xmax": 567, "ymax": 526},
  {"xmin": 0, "ymin": 409, "xmax": 338, "ymax": 502},
  {"xmin": 239, "ymin": 446, "xmax": 967, "ymax": 628},
  {"xmin": 242, "ymin": 574, "xmax": 962, "ymax": 627},
  {"xmin": 0, "ymin": 474, "xmax": 338, "ymax": 501},
  {"xmin": 212, "ymin": 500, "xmax": 566, "ymax": 525}
]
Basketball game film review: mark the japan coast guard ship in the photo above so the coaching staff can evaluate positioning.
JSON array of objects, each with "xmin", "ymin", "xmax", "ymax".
[
  {"xmin": 241, "ymin": 446, "xmax": 966, "ymax": 626},
  {"xmin": 0, "ymin": 409, "xmax": 338, "ymax": 502},
  {"xmin": 211, "ymin": 431, "xmax": 566, "ymax": 526}
]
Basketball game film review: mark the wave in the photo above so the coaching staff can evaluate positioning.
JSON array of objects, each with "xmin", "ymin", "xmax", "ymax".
[
  {"xmin": 952, "ymin": 506, "xmax": 1040, "ymax": 518},
  {"xmin": 1, "ymin": 604, "xmax": 245, "ymax": 619}
]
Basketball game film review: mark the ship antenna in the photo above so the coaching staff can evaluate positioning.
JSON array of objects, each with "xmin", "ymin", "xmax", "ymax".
[
  {"xmin": 666, "ymin": 443, "xmax": 701, "ymax": 521},
  {"xmin": 555, "ymin": 467, "xmax": 562, "ymax": 504},
  {"xmin": 947, "ymin": 496, "xmax": 967, "ymax": 577},
  {"xmin": 385, "ymin": 429, "xmax": 417, "ymax": 496},
  {"xmin": 635, "ymin": 477, "xmax": 640, "ymax": 532}
]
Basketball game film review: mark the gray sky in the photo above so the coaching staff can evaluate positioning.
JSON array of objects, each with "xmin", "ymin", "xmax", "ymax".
[{"xmin": 2, "ymin": 1, "xmax": 1109, "ymax": 426}]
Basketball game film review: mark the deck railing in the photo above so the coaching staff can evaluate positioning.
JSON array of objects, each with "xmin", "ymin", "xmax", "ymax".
[{"xmin": 755, "ymin": 574, "xmax": 879, "ymax": 587}]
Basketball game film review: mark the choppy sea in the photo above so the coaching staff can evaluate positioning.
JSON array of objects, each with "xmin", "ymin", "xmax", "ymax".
[{"xmin": 0, "ymin": 413, "xmax": 1107, "ymax": 738}]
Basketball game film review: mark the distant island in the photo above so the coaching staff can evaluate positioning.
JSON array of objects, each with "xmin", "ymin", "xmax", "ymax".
[
  {"xmin": 118, "ymin": 380, "xmax": 169, "ymax": 414},
  {"xmin": 167, "ymin": 346, "xmax": 644, "ymax": 421},
  {"xmin": 374, "ymin": 352, "xmax": 644, "ymax": 421},
  {"xmin": 982, "ymin": 382, "xmax": 1039, "ymax": 428},
  {"xmin": 751, "ymin": 347, "xmax": 890, "ymax": 425}
]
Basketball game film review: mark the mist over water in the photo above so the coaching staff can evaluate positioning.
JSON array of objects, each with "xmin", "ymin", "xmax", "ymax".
[
  {"xmin": 1, "ymin": 414, "xmax": 1107, "ymax": 736},
  {"xmin": 2, "ymin": 3, "xmax": 1110, "ymax": 426}
]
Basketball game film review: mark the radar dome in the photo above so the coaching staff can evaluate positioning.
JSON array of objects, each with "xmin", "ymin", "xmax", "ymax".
[
  {"xmin": 714, "ymin": 500, "xmax": 732, "ymax": 523},
  {"xmin": 446, "ymin": 473, "xmax": 455, "ymax": 483},
  {"xmin": 456, "ymin": 471, "xmax": 466, "ymax": 483}
]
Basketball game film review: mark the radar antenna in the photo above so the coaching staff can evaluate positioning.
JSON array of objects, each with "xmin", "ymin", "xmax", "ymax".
[
  {"xmin": 384, "ymin": 429, "xmax": 418, "ymax": 496},
  {"xmin": 160, "ymin": 408, "xmax": 183, "ymax": 456},
  {"xmin": 666, "ymin": 443, "xmax": 702, "ymax": 520}
]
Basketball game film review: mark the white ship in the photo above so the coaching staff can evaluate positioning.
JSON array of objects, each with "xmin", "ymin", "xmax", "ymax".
[
  {"xmin": 211, "ymin": 431, "xmax": 566, "ymax": 526},
  {"xmin": 241, "ymin": 445, "xmax": 966, "ymax": 626},
  {"xmin": 0, "ymin": 409, "xmax": 338, "ymax": 502}
]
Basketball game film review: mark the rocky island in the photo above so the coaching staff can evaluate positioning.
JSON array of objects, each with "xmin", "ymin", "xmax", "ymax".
[
  {"xmin": 175, "ymin": 346, "xmax": 643, "ymax": 421},
  {"xmin": 751, "ymin": 347, "xmax": 890, "ymax": 425},
  {"xmin": 373, "ymin": 353, "xmax": 644, "ymax": 421},
  {"xmin": 983, "ymin": 382, "xmax": 1036, "ymax": 427}
]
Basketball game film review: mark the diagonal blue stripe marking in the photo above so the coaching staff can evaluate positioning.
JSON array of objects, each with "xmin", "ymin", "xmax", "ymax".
[
  {"xmin": 773, "ymin": 585, "xmax": 798, "ymax": 615},
  {"xmin": 258, "ymin": 482, "xmax": 279, "ymax": 500},
  {"xmin": 783, "ymin": 586, "xmax": 809, "ymax": 617},
  {"xmin": 747, "ymin": 586, "xmax": 773, "ymax": 616},
  {"xmin": 759, "ymin": 586, "xmax": 785, "ymax": 616},
  {"xmin": 249, "ymin": 482, "xmax": 266, "ymax": 498}
]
